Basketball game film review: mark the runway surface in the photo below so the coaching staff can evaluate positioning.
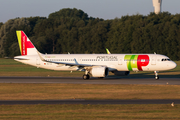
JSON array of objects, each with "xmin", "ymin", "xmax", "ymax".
[
  {"xmin": 0, "ymin": 76, "xmax": 180, "ymax": 85},
  {"xmin": 1, "ymin": 99, "xmax": 180, "ymax": 105}
]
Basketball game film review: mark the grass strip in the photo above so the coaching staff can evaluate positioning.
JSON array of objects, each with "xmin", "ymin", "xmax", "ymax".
[
  {"xmin": 0, "ymin": 104, "xmax": 180, "ymax": 120},
  {"xmin": 0, "ymin": 84, "xmax": 180, "ymax": 100}
]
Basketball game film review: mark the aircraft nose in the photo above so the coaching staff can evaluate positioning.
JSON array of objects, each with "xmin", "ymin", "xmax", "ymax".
[{"xmin": 170, "ymin": 61, "xmax": 177, "ymax": 69}]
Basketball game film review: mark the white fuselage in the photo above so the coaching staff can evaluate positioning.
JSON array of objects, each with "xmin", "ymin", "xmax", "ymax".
[{"xmin": 14, "ymin": 54, "xmax": 177, "ymax": 72}]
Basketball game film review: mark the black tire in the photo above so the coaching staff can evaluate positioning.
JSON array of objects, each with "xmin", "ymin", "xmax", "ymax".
[
  {"xmin": 155, "ymin": 76, "xmax": 159, "ymax": 80},
  {"xmin": 83, "ymin": 74, "xmax": 90, "ymax": 80}
]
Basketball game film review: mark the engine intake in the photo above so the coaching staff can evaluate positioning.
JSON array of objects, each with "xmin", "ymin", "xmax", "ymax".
[{"xmin": 90, "ymin": 67, "xmax": 109, "ymax": 77}]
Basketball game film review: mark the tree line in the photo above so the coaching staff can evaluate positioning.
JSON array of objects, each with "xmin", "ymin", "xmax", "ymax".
[{"xmin": 0, "ymin": 8, "xmax": 180, "ymax": 60}]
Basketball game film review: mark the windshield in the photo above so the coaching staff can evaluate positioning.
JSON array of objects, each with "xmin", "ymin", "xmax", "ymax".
[{"xmin": 161, "ymin": 58, "xmax": 171, "ymax": 61}]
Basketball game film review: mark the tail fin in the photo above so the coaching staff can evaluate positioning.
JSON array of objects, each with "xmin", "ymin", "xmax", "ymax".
[{"xmin": 16, "ymin": 31, "xmax": 38, "ymax": 55}]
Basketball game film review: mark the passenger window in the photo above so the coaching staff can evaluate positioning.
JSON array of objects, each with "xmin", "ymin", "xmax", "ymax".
[{"xmin": 141, "ymin": 59, "xmax": 145, "ymax": 62}]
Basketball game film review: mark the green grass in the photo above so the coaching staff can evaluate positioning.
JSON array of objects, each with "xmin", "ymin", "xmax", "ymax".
[
  {"xmin": 0, "ymin": 104, "xmax": 180, "ymax": 120},
  {"xmin": 1, "ymin": 84, "xmax": 180, "ymax": 100},
  {"xmin": 0, "ymin": 58, "xmax": 83, "ymax": 77}
]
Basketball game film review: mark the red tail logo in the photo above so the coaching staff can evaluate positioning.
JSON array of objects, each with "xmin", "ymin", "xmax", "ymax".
[{"xmin": 17, "ymin": 31, "xmax": 34, "ymax": 55}]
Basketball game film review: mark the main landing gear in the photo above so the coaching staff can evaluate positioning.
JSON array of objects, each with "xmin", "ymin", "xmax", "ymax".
[
  {"xmin": 154, "ymin": 71, "xmax": 159, "ymax": 80},
  {"xmin": 83, "ymin": 70, "xmax": 90, "ymax": 80},
  {"xmin": 83, "ymin": 74, "xmax": 90, "ymax": 80}
]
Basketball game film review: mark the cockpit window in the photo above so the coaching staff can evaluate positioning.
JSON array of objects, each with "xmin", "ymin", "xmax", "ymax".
[{"xmin": 161, "ymin": 58, "xmax": 171, "ymax": 61}]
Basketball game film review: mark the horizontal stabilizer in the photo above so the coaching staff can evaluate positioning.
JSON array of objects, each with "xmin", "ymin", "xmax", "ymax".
[{"xmin": 14, "ymin": 56, "xmax": 29, "ymax": 60}]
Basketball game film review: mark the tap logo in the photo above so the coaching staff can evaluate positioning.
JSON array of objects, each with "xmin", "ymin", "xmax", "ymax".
[
  {"xmin": 17, "ymin": 31, "xmax": 34, "ymax": 55},
  {"xmin": 124, "ymin": 55, "xmax": 149, "ymax": 71}
]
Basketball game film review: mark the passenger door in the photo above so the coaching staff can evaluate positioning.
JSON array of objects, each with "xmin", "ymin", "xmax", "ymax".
[
  {"xmin": 118, "ymin": 58, "xmax": 122, "ymax": 65},
  {"xmin": 151, "ymin": 56, "xmax": 156, "ymax": 65},
  {"xmin": 36, "ymin": 57, "xmax": 40, "ymax": 65}
]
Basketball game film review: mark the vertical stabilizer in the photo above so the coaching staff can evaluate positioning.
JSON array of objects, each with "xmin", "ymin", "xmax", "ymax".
[{"xmin": 16, "ymin": 31, "xmax": 38, "ymax": 55}]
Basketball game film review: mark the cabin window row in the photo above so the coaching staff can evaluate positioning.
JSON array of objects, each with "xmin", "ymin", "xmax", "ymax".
[
  {"xmin": 46, "ymin": 59, "xmax": 75, "ymax": 61},
  {"xmin": 45, "ymin": 59, "xmax": 118, "ymax": 62},
  {"xmin": 43, "ymin": 58, "xmax": 171, "ymax": 62},
  {"xmin": 82, "ymin": 59, "xmax": 118, "ymax": 61},
  {"xmin": 124, "ymin": 59, "xmax": 150, "ymax": 62}
]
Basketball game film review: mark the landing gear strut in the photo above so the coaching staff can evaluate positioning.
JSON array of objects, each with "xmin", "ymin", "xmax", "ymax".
[
  {"xmin": 83, "ymin": 70, "xmax": 90, "ymax": 80},
  {"xmin": 154, "ymin": 71, "xmax": 159, "ymax": 80}
]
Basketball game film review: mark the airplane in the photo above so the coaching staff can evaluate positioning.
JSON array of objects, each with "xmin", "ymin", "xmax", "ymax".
[{"xmin": 14, "ymin": 31, "xmax": 177, "ymax": 80}]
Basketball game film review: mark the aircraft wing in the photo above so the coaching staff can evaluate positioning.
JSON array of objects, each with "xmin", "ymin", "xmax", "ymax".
[
  {"xmin": 37, "ymin": 51, "xmax": 96, "ymax": 68},
  {"xmin": 37, "ymin": 51, "xmax": 118, "ymax": 71},
  {"xmin": 45, "ymin": 60, "xmax": 93, "ymax": 67}
]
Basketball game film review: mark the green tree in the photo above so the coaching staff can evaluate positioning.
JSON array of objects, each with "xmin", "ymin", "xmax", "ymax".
[
  {"xmin": 0, "ymin": 22, "xmax": 3, "ymax": 29},
  {"xmin": 1, "ymin": 8, "xmax": 180, "ymax": 60}
]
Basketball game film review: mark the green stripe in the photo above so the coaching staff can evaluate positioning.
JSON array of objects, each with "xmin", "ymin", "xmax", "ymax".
[
  {"xmin": 125, "ymin": 55, "xmax": 138, "ymax": 71},
  {"xmin": 128, "ymin": 55, "xmax": 135, "ymax": 71}
]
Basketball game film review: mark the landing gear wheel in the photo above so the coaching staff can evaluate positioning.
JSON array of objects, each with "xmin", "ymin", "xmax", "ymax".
[
  {"xmin": 155, "ymin": 76, "xmax": 159, "ymax": 80},
  {"xmin": 83, "ymin": 74, "xmax": 90, "ymax": 80},
  {"xmin": 154, "ymin": 71, "xmax": 159, "ymax": 80}
]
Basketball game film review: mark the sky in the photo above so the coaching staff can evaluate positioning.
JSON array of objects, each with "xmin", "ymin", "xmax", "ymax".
[{"xmin": 1, "ymin": 0, "xmax": 180, "ymax": 23}]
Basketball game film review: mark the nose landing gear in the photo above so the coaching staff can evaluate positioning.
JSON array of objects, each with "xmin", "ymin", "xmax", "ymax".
[{"xmin": 154, "ymin": 71, "xmax": 159, "ymax": 80}]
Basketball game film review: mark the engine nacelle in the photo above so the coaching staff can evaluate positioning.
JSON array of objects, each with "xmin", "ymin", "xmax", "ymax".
[
  {"xmin": 90, "ymin": 67, "xmax": 109, "ymax": 77},
  {"xmin": 112, "ymin": 71, "xmax": 130, "ymax": 76}
]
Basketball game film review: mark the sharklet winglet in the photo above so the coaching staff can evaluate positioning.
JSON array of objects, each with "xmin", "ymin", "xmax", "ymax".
[{"xmin": 106, "ymin": 48, "xmax": 111, "ymax": 54}]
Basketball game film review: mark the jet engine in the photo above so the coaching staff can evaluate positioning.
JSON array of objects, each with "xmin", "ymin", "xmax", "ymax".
[
  {"xmin": 112, "ymin": 71, "xmax": 130, "ymax": 76},
  {"xmin": 90, "ymin": 67, "xmax": 109, "ymax": 77}
]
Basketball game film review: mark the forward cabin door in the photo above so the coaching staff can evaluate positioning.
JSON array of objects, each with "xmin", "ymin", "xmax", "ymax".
[
  {"xmin": 36, "ymin": 57, "xmax": 40, "ymax": 65},
  {"xmin": 118, "ymin": 58, "xmax": 122, "ymax": 65},
  {"xmin": 118, "ymin": 56, "xmax": 123, "ymax": 65}
]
